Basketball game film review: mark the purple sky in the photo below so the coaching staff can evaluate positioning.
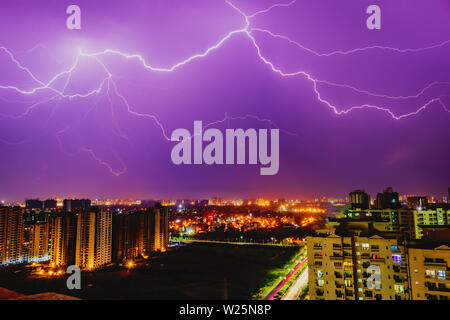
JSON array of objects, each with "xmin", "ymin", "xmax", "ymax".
[{"xmin": 0, "ymin": 0, "xmax": 449, "ymax": 202}]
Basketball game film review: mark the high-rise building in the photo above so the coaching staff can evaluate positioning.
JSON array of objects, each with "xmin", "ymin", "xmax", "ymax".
[
  {"xmin": 63, "ymin": 199, "xmax": 91, "ymax": 212},
  {"xmin": 43, "ymin": 199, "xmax": 57, "ymax": 210},
  {"xmin": 0, "ymin": 206, "xmax": 24, "ymax": 265},
  {"xmin": 149, "ymin": 205, "xmax": 169, "ymax": 252},
  {"xmin": 75, "ymin": 210, "xmax": 112, "ymax": 270},
  {"xmin": 112, "ymin": 212, "xmax": 140, "ymax": 262},
  {"xmin": 349, "ymin": 190, "xmax": 370, "ymax": 210},
  {"xmin": 25, "ymin": 199, "xmax": 44, "ymax": 210},
  {"xmin": 376, "ymin": 187, "xmax": 401, "ymax": 209},
  {"xmin": 408, "ymin": 243, "xmax": 450, "ymax": 300},
  {"xmin": 307, "ymin": 233, "xmax": 410, "ymax": 300},
  {"xmin": 23, "ymin": 222, "xmax": 50, "ymax": 263},
  {"xmin": 50, "ymin": 213, "xmax": 77, "ymax": 267},
  {"xmin": 136, "ymin": 206, "xmax": 169, "ymax": 256}
]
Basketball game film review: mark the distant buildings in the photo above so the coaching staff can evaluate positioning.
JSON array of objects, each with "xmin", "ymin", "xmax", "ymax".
[
  {"xmin": 375, "ymin": 187, "xmax": 401, "ymax": 209},
  {"xmin": 349, "ymin": 190, "xmax": 370, "ymax": 210},
  {"xmin": 63, "ymin": 199, "xmax": 91, "ymax": 212},
  {"xmin": 25, "ymin": 199, "xmax": 44, "ymax": 210}
]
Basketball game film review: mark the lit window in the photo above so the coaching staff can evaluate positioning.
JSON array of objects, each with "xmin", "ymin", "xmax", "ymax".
[
  {"xmin": 437, "ymin": 270, "xmax": 446, "ymax": 280},
  {"xmin": 392, "ymin": 254, "xmax": 402, "ymax": 264},
  {"xmin": 426, "ymin": 270, "xmax": 435, "ymax": 278}
]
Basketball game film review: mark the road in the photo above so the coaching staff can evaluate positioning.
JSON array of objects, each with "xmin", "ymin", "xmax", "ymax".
[
  {"xmin": 264, "ymin": 257, "xmax": 308, "ymax": 300},
  {"xmin": 282, "ymin": 266, "xmax": 308, "ymax": 300},
  {"xmin": 173, "ymin": 238, "xmax": 296, "ymax": 247}
]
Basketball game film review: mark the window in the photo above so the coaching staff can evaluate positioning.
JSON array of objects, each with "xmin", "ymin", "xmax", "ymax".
[
  {"xmin": 394, "ymin": 285, "xmax": 404, "ymax": 294},
  {"xmin": 391, "ymin": 245, "xmax": 398, "ymax": 251},
  {"xmin": 362, "ymin": 243, "xmax": 369, "ymax": 250},
  {"xmin": 392, "ymin": 254, "xmax": 402, "ymax": 264},
  {"xmin": 437, "ymin": 270, "xmax": 446, "ymax": 280},
  {"xmin": 426, "ymin": 270, "xmax": 435, "ymax": 278},
  {"xmin": 317, "ymin": 279, "xmax": 324, "ymax": 287}
]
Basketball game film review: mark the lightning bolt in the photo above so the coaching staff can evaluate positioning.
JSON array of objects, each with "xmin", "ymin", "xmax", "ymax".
[{"xmin": 0, "ymin": 0, "xmax": 449, "ymax": 175}]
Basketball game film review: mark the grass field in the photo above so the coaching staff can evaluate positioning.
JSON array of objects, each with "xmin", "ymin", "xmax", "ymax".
[{"xmin": 0, "ymin": 243, "xmax": 301, "ymax": 300}]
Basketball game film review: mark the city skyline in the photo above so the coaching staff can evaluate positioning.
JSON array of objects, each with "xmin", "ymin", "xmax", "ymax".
[{"xmin": 0, "ymin": 0, "xmax": 449, "ymax": 201}]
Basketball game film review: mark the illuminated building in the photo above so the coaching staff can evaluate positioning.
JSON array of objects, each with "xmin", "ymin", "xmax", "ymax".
[
  {"xmin": 307, "ymin": 233, "xmax": 410, "ymax": 300},
  {"xmin": 0, "ymin": 206, "xmax": 24, "ymax": 265},
  {"xmin": 408, "ymin": 243, "xmax": 450, "ymax": 300},
  {"xmin": 50, "ymin": 213, "xmax": 77, "ymax": 267},
  {"xmin": 75, "ymin": 210, "xmax": 112, "ymax": 269},
  {"xmin": 24, "ymin": 221, "xmax": 50, "ymax": 262},
  {"xmin": 349, "ymin": 190, "xmax": 370, "ymax": 210},
  {"xmin": 412, "ymin": 206, "xmax": 450, "ymax": 239},
  {"xmin": 346, "ymin": 205, "xmax": 450, "ymax": 240},
  {"xmin": 148, "ymin": 205, "xmax": 169, "ymax": 252}
]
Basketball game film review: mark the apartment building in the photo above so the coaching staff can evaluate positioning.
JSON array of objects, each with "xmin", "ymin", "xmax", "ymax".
[
  {"xmin": 408, "ymin": 243, "xmax": 450, "ymax": 300},
  {"xmin": 0, "ymin": 206, "xmax": 24, "ymax": 265},
  {"xmin": 307, "ymin": 233, "xmax": 409, "ymax": 300}
]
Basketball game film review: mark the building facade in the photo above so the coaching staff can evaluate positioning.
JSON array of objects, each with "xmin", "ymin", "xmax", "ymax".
[
  {"xmin": 75, "ymin": 210, "xmax": 112, "ymax": 270},
  {"xmin": 307, "ymin": 233, "xmax": 410, "ymax": 300},
  {"xmin": 408, "ymin": 244, "xmax": 450, "ymax": 300},
  {"xmin": 0, "ymin": 206, "xmax": 24, "ymax": 265}
]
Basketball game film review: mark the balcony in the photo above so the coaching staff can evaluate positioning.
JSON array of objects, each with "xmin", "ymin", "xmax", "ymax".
[
  {"xmin": 331, "ymin": 255, "xmax": 343, "ymax": 260},
  {"xmin": 426, "ymin": 283, "xmax": 450, "ymax": 292},
  {"xmin": 424, "ymin": 261, "xmax": 447, "ymax": 267},
  {"xmin": 316, "ymin": 289, "xmax": 324, "ymax": 297}
]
